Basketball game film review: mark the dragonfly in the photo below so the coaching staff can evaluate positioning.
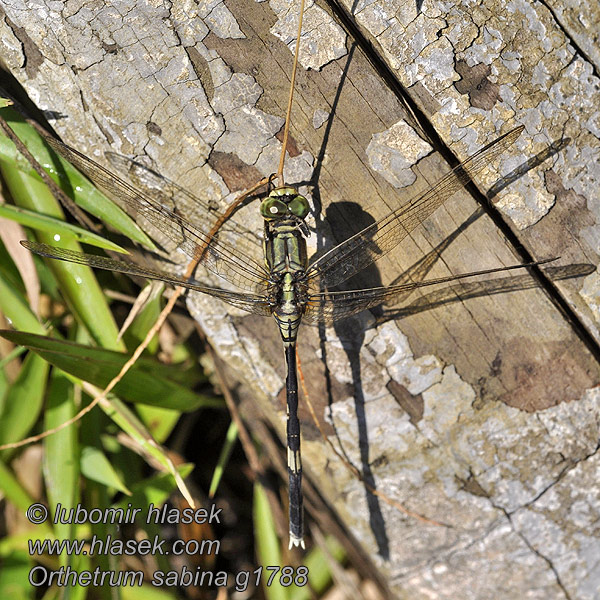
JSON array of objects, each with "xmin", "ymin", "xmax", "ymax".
[{"xmin": 23, "ymin": 123, "xmax": 552, "ymax": 548}]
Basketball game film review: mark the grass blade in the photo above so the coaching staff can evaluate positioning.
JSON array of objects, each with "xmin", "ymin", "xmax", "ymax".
[
  {"xmin": 208, "ymin": 420, "xmax": 238, "ymax": 498},
  {"xmin": 1, "ymin": 164, "xmax": 123, "ymax": 350},
  {"xmin": 0, "ymin": 351, "xmax": 49, "ymax": 461},
  {"xmin": 254, "ymin": 482, "xmax": 288, "ymax": 600},
  {"xmin": 43, "ymin": 370, "xmax": 79, "ymax": 567},
  {"xmin": 0, "ymin": 330, "xmax": 222, "ymax": 412},
  {"xmin": 0, "ymin": 204, "xmax": 127, "ymax": 252}
]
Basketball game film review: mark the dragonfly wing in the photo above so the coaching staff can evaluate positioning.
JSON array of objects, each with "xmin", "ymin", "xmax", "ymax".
[
  {"xmin": 303, "ymin": 287, "xmax": 401, "ymax": 324},
  {"xmin": 302, "ymin": 258, "xmax": 547, "ymax": 324},
  {"xmin": 43, "ymin": 135, "xmax": 268, "ymax": 293},
  {"xmin": 305, "ymin": 126, "xmax": 525, "ymax": 290},
  {"xmin": 105, "ymin": 152, "xmax": 263, "ymax": 259},
  {"xmin": 24, "ymin": 241, "xmax": 273, "ymax": 317}
]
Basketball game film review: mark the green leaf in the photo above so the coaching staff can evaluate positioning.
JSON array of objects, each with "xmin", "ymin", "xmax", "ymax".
[
  {"xmin": 43, "ymin": 370, "xmax": 80, "ymax": 564},
  {"xmin": 135, "ymin": 404, "xmax": 181, "ymax": 443},
  {"xmin": 0, "ymin": 204, "xmax": 127, "ymax": 252},
  {"xmin": 0, "ymin": 270, "xmax": 46, "ymax": 336},
  {"xmin": 254, "ymin": 482, "xmax": 288, "ymax": 600},
  {"xmin": 80, "ymin": 445, "xmax": 131, "ymax": 495},
  {"xmin": 0, "ymin": 108, "xmax": 155, "ymax": 249},
  {"xmin": 0, "ymin": 550, "xmax": 33, "ymax": 600},
  {"xmin": 0, "ymin": 461, "xmax": 35, "ymax": 512},
  {"xmin": 289, "ymin": 536, "xmax": 346, "ymax": 600},
  {"xmin": 0, "ymin": 164, "xmax": 124, "ymax": 350},
  {"xmin": 0, "ymin": 351, "xmax": 49, "ymax": 461},
  {"xmin": 208, "ymin": 420, "xmax": 238, "ymax": 498},
  {"xmin": 0, "ymin": 330, "xmax": 222, "ymax": 412}
]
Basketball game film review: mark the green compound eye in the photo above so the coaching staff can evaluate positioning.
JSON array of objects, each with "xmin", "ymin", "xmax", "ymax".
[
  {"xmin": 261, "ymin": 188, "xmax": 310, "ymax": 221},
  {"xmin": 260, "ymin": 197, "xmax": 287, "ymax": 220},
  {"xmin": 288, "ymin": 195, "xmax": 309, "ymax": 219}
]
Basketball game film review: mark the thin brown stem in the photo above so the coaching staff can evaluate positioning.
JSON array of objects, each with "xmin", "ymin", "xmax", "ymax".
[{"xmin": 276, "ymin": 0, "xmax": 306, "ymax": 186}]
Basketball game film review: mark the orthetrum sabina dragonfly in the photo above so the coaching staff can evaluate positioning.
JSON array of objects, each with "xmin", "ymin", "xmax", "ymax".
[
  {"xmin": 8, "ymin": 0, "xmax": 564, "ymax": 551},
  {"xmin": 22, "ymin": 121, "xmax": 555, "ymax": 548}
]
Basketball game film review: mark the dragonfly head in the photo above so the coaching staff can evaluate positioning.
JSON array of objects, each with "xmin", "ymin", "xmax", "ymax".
[{"xmin": 260, "ymin": 186, "xmax": 309, "ymax": 222}]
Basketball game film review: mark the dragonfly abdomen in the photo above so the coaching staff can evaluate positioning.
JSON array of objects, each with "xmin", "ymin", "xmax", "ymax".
[
  {"xmin": 273, "ymin": 272, "xmax": 303, "ymax": 344},
  {"xmin": 285, "ymin": 343, "xmax": 303, "ymax": 549}
]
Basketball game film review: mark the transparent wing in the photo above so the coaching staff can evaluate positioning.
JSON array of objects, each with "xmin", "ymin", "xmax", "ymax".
[
  {"xmin": 302, "ymin": 259, "xmax": 548, "ymax": 324},
  {"xmin": 305, "ymin": 126, "xmax": 525, "ymax": 290},
  {"xmin": 23, "ymin": 241, "xmax": 273, "ymax": 317},
  {"xmin": 105, "ymin": 152, "xmax": 263, "ymax": 261},
  {"xmin": 43, "ymin": 135, "xmax": 268, "ymax": 293}
]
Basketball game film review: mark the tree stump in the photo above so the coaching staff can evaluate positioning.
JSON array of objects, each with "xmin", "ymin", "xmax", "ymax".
[{"xmin": 1, "ymin": 0, "xmax": 599, "ymax": 597}]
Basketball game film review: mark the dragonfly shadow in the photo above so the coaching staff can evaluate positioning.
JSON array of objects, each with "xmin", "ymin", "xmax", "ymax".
[
  {"xmin": 320, "ymin": 200, "xmax": 391, "ymax": 558},
  {"xmin": 378, "ymin": 263, "xmax": 595, "ymax": 324},
  {"xmin": 305, "ymin": 118, "xmax": 571, "ymax": 554},
  {"xmin": 296, "ymin": 36, "xmax": 393, "ymax": 557},
  {"xmin": 312, "ymin": 205, "xmax": 488, "ymax": 559},
  {"xmin": 310, "ymin": 182, "xmax": 592, "ymax": 557},
  {"xmin": 307, "ymin": 197, "xmax": 390, "ymax": 556},
  {"xmin": 486, "ymin": 135, "xmax": 571, "ymax": 200}
]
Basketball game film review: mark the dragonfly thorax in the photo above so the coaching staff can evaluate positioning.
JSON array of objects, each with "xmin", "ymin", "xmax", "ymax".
[{"xmin": 261, "ymin": 188, "xmax": 310, "ymax": 345}]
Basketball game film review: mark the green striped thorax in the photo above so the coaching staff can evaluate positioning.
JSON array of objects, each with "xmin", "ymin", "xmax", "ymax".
[
  {"xmin": 261, "ymin": 185, "xmax": 310, "ymax": 340},
  {"xmin": 260, "ymin": 187, "xmax": 309, "ymax": 222}
]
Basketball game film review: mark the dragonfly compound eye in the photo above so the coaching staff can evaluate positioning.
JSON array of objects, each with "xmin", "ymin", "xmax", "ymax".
[
  {"xmin": 288, "ymin": 195, "xmax": 309, "ymax": 219},
  {"xmin": 260, "ymin": 197, "xmax": 288, "ymax": 220}
]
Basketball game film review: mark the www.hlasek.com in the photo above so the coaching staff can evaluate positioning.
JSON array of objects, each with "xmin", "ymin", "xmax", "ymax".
[{"xmin": 26, "ymin": 502, "xmax": 308, "ymax": 589}]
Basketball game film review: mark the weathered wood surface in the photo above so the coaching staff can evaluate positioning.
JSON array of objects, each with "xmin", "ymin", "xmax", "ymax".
[{"xmin": 1, "ymin": 0, "xmax": 599, "ymax": 597}]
